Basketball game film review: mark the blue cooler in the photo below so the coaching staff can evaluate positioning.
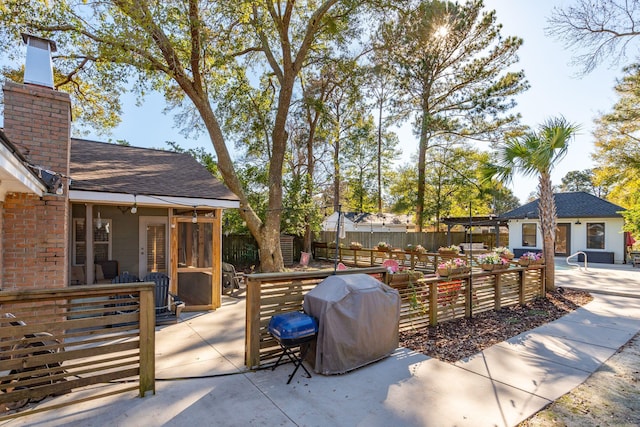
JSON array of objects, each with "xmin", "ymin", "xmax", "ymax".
[
  {"xmin": 268, "ymin": 311, "xmax": 318, "ymax": 346},
  {"xmin": 268, "ymin": 311, "xmax": 318, "ymax": 384}
]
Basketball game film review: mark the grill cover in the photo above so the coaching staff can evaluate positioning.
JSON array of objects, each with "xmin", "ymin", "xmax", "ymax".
[{"xmin": 303, "ymin": 273, "xmax": 400, "ymax": 375}]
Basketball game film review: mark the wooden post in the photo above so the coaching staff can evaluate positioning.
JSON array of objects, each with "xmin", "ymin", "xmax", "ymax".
[
  {"xmin": 495, "ymin": 272, "xmax": 502, "ymax": 311},
  {"xmin": 245, "ymin": 276, "xmax": 262, "ymax": 369},
  {"xmin": 138, "ymin": 284, "xmax": 155, "ymax": 397},
  {"xmin": 465, "ymin": 277, "xmax": 472, "ymax": 318},
  {"xmin": 429, "ymin": 281, "xmax": 438, "ymax": 326},
  {"xmin": 519, "ymin": 270, "xmax": 526, "ymax": 305}
]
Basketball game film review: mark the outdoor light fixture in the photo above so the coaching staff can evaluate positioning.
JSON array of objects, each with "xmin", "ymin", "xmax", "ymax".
[
  {"xmin": 575, "ymin": 219, "xmax": 582, "ymax": 225},
  {"xmin": 55, "ymin": 177, "xmax": 64, "ymax": 195},
  {"xmin": 192, "ymin": 207, "xmax": 198, "ymax": 224},
  {"xmin": 130, "ymin": 194, "xmax": 138, "ymax": 214}
]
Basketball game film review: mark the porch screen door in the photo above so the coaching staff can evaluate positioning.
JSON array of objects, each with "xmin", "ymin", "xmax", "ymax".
[{"xmin": 139, "ymin": 217, "xmax": 169, "ymax": 277}]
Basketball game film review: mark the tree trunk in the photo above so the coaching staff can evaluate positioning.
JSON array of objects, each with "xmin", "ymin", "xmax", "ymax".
[
  {"xmin": 416, "ymin": 111, "xmax": 430, "ymax": 232},
  {"xmin": 377, "ymin": 96, "xmax": 383, "ymax": 214},
  {"xmin": 537, "ymin": 172, "xmax": 557, "ymax": 291}
]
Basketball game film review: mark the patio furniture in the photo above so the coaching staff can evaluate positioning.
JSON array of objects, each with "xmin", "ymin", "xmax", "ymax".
[
  {"xmin": 142, "ymin": 272, "xmax": 185, "ymax": 325},
  {"xmin": 222, "ymin": 262, "xmax": 243, "ymax": 295},
  {"xmin": 111, "ymin": 272, "xmax": 139, "ymax": 283},
  {"xmin": 382, "ymin": 259, "xmax": 399, "ymax": 273},
  {"xmin": 96, "ymin": 260, "xmax": 119, "ymax": 280},
  {"xmin": 268, "ymin": 311, "xmax": 318, "ymax": 384}
]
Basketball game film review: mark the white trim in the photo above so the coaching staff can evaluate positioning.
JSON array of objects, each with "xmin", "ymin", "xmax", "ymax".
[
  {"xmin": 0, "ymin": 143, "xmax": 46, "ymax": 196},
  {"xmin": 69, "ymin": 190, "xmax": 240, "ymax": 209}
]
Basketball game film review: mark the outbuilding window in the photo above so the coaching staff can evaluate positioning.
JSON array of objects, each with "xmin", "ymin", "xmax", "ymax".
[
  {"xmin": 522, "ymin": 223, "xmax": 537, "ymax": 247},
  {"xmin": 587, "ymin": 222, "xmax": 605, "ymax": 249}
]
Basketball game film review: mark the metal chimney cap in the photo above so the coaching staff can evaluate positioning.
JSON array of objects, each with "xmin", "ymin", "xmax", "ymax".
[
  {"xmin": 21, "ymin": 33, "xmax": 57, "ymax": 89},
  {"xmin": 21, "ymin": 33, "xmax": 57, "ymax": 52}
]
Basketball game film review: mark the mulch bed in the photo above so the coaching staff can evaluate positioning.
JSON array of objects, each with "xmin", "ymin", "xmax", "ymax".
[{"xmin": 400, "ymin": 288, "xmax": 593, "ymax": 363}]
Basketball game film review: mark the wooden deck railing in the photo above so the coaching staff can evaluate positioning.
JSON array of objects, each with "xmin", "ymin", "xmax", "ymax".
[
  {"xmin": 313, "ymin": 246, "xmax": 492, "ymax": 272},
  {"xmin": 244, "ymin": 264, "xmax": 545, "ymax": 368},
  {"xmin": 0, "ymin": 283, "xmax": 155, "ymax": 421}
]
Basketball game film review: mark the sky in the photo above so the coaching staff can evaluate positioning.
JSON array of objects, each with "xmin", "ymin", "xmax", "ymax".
[{"xmin": 1, "ymin": 1, "xmax": 624, "ymax": 205}]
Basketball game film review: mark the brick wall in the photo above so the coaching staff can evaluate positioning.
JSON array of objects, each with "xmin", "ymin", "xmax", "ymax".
[{"xmin": 2, "ymin": 81, "xmax": 71, "ymax": 289}]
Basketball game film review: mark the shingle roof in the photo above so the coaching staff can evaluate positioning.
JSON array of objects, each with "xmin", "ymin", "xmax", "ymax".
[
  {"xmin": 500, "ymin": 192, "xmax": 624, "ymax": 219},
  {"xmin": 342, "ymin": 212, "xmax": 413, "ymax": 225},
  {"xmin": 69, "ymin": 139, "xmax": 238, "ymax": 202}
]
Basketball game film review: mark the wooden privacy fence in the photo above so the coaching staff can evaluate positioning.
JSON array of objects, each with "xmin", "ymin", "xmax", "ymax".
[
  {"xmin": 244, "ymin": 265, "xmax": 545, "ymax": 368},
  {"xmin": 0, "ymin": 284, "xmax": 155, "ymax": 420}
]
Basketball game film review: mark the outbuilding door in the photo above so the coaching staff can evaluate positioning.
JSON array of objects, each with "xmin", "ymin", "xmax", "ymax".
[{"xmin": 555, "ymin": 223, "xmax": 571, "ymax": 256}]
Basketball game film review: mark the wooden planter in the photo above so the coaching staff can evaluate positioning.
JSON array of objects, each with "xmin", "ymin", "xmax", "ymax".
[
  {"xmin": 480, "ymin": 263, "xmax": 495, "ymax": 271},
  {"xmin": 518, "ymin": 259, "xmax": 531, "ymax": 266},
  {"xmin": 438, "ymin": 250, "xmax": 459, "ymax": 256},
  {"xmin": 436, "ymin": 267, "xmax": 451, "ymax": 277}
]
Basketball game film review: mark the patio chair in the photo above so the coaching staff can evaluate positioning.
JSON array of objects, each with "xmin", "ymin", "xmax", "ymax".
[
  {"xmin": 142, "ymin": 272, "xmax": 185, "ymax": 325},
  {"xmin": 382, "ymin": 259, "xmax": 399, "ymax": 273},
  {"xmin": 222, "ymin": 262, "xmax": 243, "ymax": 296},
  {"xmin": 111, "ymin": 272, "xmax": 140, "ymax": 283},
  {"xmin": 110, "ymin": 272, "xmax": 141, "ymax": 318}
]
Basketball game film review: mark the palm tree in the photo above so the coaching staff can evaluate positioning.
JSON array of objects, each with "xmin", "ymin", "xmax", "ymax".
[{"xmin": 485, "ymin": 117, "xmax": 579, "ymax": 291}]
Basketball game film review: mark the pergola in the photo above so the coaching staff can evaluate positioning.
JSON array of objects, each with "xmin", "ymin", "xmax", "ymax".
[{"xmin": 441, "ymin": 216, "xmax": 509, "ymax": 247}]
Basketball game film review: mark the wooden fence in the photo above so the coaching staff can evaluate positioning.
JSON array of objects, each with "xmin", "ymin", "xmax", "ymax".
[
  {"xmin": 318, "ymin": 231, "xmax": 509, "ymax": 252},
  {"xmin": 222, "ymin": 231, "xmax": 509, "ymax": 268},
  {"xmin": 388, "ymin": 267, "xmax": 545, "ymax": 331},
  {"xmin": 0, "ymin": 284, "xmax": 155, "ymax": 420},
  {"xmin": 244, "ymin": 264, "xmax": 545, "ymax": 368}
]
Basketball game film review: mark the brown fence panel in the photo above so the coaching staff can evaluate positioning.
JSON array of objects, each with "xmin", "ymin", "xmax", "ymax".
[
  {"xmin": 245, "ymin": 268, "xmax": 388, "ymax": 368},
  {"xmin": 245, "ymin": 265, "xmax": 545, "ymax": 367},
  {"xmin": 387, "ymin": 266, "xmax": 545, "ymax": 332},
  {"xmin": 0, "ymin": 284, "xmax": 155, "ymax": 421}
]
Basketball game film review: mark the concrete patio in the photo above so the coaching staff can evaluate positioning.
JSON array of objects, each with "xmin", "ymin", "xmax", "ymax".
[{"xmin": 2, "ymin": 261, "xmax": 640, "ymax": 427}]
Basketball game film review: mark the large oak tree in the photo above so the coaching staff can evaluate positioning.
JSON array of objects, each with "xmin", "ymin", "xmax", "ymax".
[{"xmin": 0, "ymin": 0, "xmax": 372, "ymax": 271}]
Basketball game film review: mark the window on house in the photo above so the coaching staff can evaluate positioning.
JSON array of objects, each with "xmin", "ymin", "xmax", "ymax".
[
  {"xmin": 587, "ymin": 222, "xmax": 605, "ymax": 249},
  {"xmin": 522, "ymin": 223, "xmax": 537, "ymax": 247},
  {"xmin": 73, "ymin": 218, "xmax": 112, "ymax": 265}
]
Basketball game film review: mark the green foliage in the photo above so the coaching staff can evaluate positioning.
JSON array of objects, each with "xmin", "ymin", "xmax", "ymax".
[
  {"xmin": 374, "ymin": 0, "xmax": 528, "ymax": 228},
  {"xmin": 560, "ymin": 169, "xmax": 610, "ymax": 197},
  {"xmin": 487, "ymin": 116, "xmax": 580, "ymax": 183},
  {"xmin": 622, "ymin": 205, "xmax": 640, "ymax": 238},
  {"xmin": 592, "ymin": 65, "xmax": 640, "ymax": 211}
]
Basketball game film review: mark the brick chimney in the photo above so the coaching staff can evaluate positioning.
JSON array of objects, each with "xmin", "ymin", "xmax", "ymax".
[{"xmin": 1, "ymin": 34, "xmax": 71, "ymax": 289}]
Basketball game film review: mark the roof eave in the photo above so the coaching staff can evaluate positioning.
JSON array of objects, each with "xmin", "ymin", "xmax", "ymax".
[
  {"xmin": 0, "ymin": 141, "xmax": 47, "ymax": 197},
  {"xmin": 69, "ymin": 190, "xmax": 240, "ymax": 209}
]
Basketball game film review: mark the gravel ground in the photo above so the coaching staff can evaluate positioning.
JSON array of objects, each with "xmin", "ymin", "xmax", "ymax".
[{"xmin": 400, "ymin": 288, "xmax": 593, "ymax": 362}]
